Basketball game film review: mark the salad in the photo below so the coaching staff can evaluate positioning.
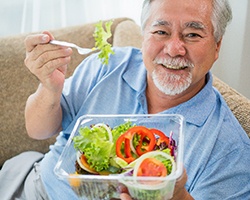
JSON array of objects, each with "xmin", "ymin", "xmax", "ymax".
[
  {"xmin": 72, "ymin": 121, "xmax": 177, "ymax": 179},
  {"xmin": 93, "ymin": 20, "xmax": 115, "ymax": 65}
]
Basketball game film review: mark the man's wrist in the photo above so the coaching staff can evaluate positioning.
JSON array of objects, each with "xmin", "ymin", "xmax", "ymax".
[
  {"xmin": 179, "ymin": 189, "xmax": 194, "ymax": 200},
  {"xmin": 171, "ymin": 188, "xmax": 194, "ymax": 200}
]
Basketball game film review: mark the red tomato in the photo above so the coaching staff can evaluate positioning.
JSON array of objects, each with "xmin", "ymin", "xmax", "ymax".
[{"xmin": 137, "ymin": 157, "xmax": 167, "ymax": 177}]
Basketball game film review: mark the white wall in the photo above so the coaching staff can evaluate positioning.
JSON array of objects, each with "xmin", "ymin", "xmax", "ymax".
[
  {"xmin": 212, "ymin": 0, "xmax": 250, "ymax": 98},
  {"xmin": 0, "ymin": 0, "xmax": 143, "ymax": 37}
]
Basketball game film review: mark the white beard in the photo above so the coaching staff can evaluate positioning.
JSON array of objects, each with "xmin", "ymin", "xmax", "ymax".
[
  {"xmin": 152, "ymin": 70, "xmax": 192, "ymax": 96},
  {"xmin": 152, "ymin": 69, "xmax": 192, "ymax": 96},
  {"xmin": 151, "ymin": 56, "xmax": 194, "ymax": 96}
]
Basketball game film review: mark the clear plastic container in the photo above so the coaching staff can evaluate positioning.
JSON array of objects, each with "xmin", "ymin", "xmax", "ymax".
[{"xmin": 54, "ymin": 114, "xmax": 185, "ymax": 200}]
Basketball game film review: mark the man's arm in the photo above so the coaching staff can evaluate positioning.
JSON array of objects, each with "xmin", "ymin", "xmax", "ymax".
[
  {"xmin": 25, "ymin": 84, "xmax": 63, "ymax": 139},
  {"xmin": 24, "ymin": 31, "xmax": 72, "ymax": 139}
]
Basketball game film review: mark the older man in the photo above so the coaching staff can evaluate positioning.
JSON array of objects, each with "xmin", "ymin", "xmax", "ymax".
[{"xmin": 1, "ymin": 0, "xmax": 249, "ymax": 199}]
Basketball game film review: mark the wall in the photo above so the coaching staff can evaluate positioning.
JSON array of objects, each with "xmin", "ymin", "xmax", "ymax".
[
  {"xmin": 212, "ymin": 0, "xmax": 250, "ymax": 98},
  {"xmin": 0, "ymin": 0, "xmax": 143, "ymax": 37}
]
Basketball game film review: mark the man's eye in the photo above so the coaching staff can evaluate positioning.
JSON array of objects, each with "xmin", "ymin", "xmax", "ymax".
[
  {"xmin": 186, "ymin": 33, "xmax": 201, "ymax": 38},
  {"xmin": 153, "ymin": 30, "xmax": 168, "ymax": 35}
]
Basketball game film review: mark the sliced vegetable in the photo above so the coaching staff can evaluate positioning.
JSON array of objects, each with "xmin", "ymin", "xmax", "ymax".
[
  {"xmin": 132, "ymin": 126, "xmax": 156, "ymax": 156},
  {"xmin": 73, "ymin": 121, "xmax": 177, "ymax": 181},
  {"xmin": 137, "ymin": 157, "xmax": 167, "ymax": 177},
  {"xmin": 133, "ymin": 151, "xmax": 176, "ymax": 178},
  {"xmin": 116, "ymin": 126, "xmax": 157, "ymax": 163},
  {"xmin": 129, "ymin": 136, "xmax": 139, "ymax": 157},
  {"xmin": 169, "ymin": 131, "xmax": 177, "ymax": 157},
  {"xmin": 93, "ymin": 123, "xmax": 113, "ymax": 142},
  {"xmin": 116, "ymin": 130, "xmax": 136, "ymax": 163},
  {"xmin": 113, "ymin": 156, "xmax": 129, "ymax": 168},
  {"xmin": 73, "ymin": 126, "xmax": 113, "ymax": 172},
  {"xmin": 76, "ymin": 151, "xmax": 98, "ymax": 174},
  {"xmin": 150, "ymin": 128, "xmax": 170, "ymax": 146}
]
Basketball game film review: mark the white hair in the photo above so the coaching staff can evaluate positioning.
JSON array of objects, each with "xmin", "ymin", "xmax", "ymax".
[{"xmin": 141, "ymin": 0, "xmax": 232, "ymax": 42}]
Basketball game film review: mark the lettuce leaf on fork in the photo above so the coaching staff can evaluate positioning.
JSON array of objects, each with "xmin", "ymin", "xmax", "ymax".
[{"xmin": 93, "ymin": 20, "xmax": 115, "ymax": 65}]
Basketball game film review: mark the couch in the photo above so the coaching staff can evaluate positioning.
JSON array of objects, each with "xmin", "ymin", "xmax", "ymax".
[{"xmin": 1, "ymin": 17, "xmax": 250, "ymax": 167}]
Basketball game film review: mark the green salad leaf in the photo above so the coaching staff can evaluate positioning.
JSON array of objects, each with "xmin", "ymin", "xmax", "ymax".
[
  {"xmin": 73, "ymin": 121, "xmax": 133, "ymax": 172},
  {"xmin": 156, "ymin": 148, "xmax": 173, "ymax": 174},
  {"xmin": 73, "ymin": 126, "xmax": 113, "ymax": 171},
  {"xmin": 93, "ymin": 20, "xmax": 115, "ymax": 65}
]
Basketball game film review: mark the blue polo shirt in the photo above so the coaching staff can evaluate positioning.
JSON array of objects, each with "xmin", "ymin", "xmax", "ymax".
[{"xmin": 40, "ymin": 47, "xmax": 250, "ymax": 199}]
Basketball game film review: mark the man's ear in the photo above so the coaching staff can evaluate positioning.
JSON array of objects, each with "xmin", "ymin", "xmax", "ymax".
[{"xmin": 215, "ymin": 38, "xmax": 223, "ymax": 61}]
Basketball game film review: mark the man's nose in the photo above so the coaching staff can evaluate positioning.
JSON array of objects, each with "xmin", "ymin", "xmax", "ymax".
[{"xmin": 163, "ymin": 36, "xmax": 186, "ymax": 57}]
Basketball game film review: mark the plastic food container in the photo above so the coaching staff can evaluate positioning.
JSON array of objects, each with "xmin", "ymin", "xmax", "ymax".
[{"xmin": 54, "ymin": 114, "xmax": 184, "ymax": 200}]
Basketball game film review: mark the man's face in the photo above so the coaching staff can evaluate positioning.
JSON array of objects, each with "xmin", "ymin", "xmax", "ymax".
[{"xmin": 142, "ymin": 0, "xmax": 222, "ymax": 96}]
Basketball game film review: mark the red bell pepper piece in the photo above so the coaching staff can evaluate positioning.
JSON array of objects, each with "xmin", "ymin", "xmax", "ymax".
[
  {"xmin": 132, "ymin": 126, "xmax": 156, "ymax": 156},
  {"xmin": 116, "ymin": 126, "xmax": 157, "ymax": 162},
  {"xmin": 116, "ymin": 129, "xmax": 136, "ymax": 163},
  {"xmin": 150, "ymin": 128, "xmax": 170, "ymax": 146}
]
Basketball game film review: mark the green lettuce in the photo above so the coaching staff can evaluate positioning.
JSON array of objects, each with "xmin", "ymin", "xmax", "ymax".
[
  {"xmin": 93, "ymin": 20, "xmax": 115, "ymax": 65},
  {"xmin": 73, "ymin": 121, "xmax": 132, "ymax": 172}
]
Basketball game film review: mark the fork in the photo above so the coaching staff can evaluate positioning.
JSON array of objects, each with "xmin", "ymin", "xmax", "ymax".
[{"xmin": 50, "ymin": 40, "xmax": 95, "ymax": 55}]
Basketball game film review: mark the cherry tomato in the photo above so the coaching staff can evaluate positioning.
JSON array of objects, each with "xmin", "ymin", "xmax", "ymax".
[{"xmin": 137, "ymin": 157, "xmax": 167, "ymax": 177}]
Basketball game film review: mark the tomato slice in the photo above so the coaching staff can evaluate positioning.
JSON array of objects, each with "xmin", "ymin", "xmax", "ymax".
[
  {"xmin": 150, "ymin": 128, "xmax": 170, "ymax": 146},
  {"xmin": 137, "ymin": 157, "xmax": 167, "ymax": 177}
]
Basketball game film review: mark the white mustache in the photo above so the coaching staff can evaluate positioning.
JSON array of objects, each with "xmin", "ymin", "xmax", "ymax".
[{"xmin": 154, "ymin": 57, "xmax": 194, "ymax": 69}]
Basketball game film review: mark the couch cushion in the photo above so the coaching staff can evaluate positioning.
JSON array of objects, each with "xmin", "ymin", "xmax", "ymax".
[
  {"xmin": 113, "ymin": 20, "xmax": 142, "ymax": 49},
  {"xmin": 213, "ymin": 76, "xmax": 250, "ymax": 137}
]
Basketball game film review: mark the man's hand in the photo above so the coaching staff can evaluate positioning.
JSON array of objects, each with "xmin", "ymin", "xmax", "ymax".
[
  {"xmin": 170, "ymin": 168, "xmax": 193, "ymax": 200},
  {"xmin": 119, "ymin": 168, "xmax": 193, "ymax": 200},
  {"xmin": 120, "ymin": 193, "xmax": 133, "ymax": 200},
  {"xmin": 24, "ymin": 31, "xmax": 73, "ymax": 139},
  {"xmin": 24, "ymin": 31, "xmax": 72, "ymax": 93}
]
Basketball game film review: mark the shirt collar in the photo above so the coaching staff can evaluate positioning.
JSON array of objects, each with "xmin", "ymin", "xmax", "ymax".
[
  {"xmin": 162, "ymin": 72, "xmax": 216, "ymax": 126},
  {"xmin": 123, "ymin": 51, "xmax": 147, "ymax": 92},
  {"xmin": 123, "ymin": 50, "xmax": 216, "ymax": 127}
]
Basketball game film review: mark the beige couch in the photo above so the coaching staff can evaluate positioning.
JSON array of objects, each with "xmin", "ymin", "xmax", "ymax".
[{"xmin": 1, "ymin": 18, "xmax": 249, "ymax": 167}]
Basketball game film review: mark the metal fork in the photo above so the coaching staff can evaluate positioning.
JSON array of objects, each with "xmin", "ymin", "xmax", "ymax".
[{"xmin": 50, "ymin": 40, "xmax": 95, "ymax": 55}]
